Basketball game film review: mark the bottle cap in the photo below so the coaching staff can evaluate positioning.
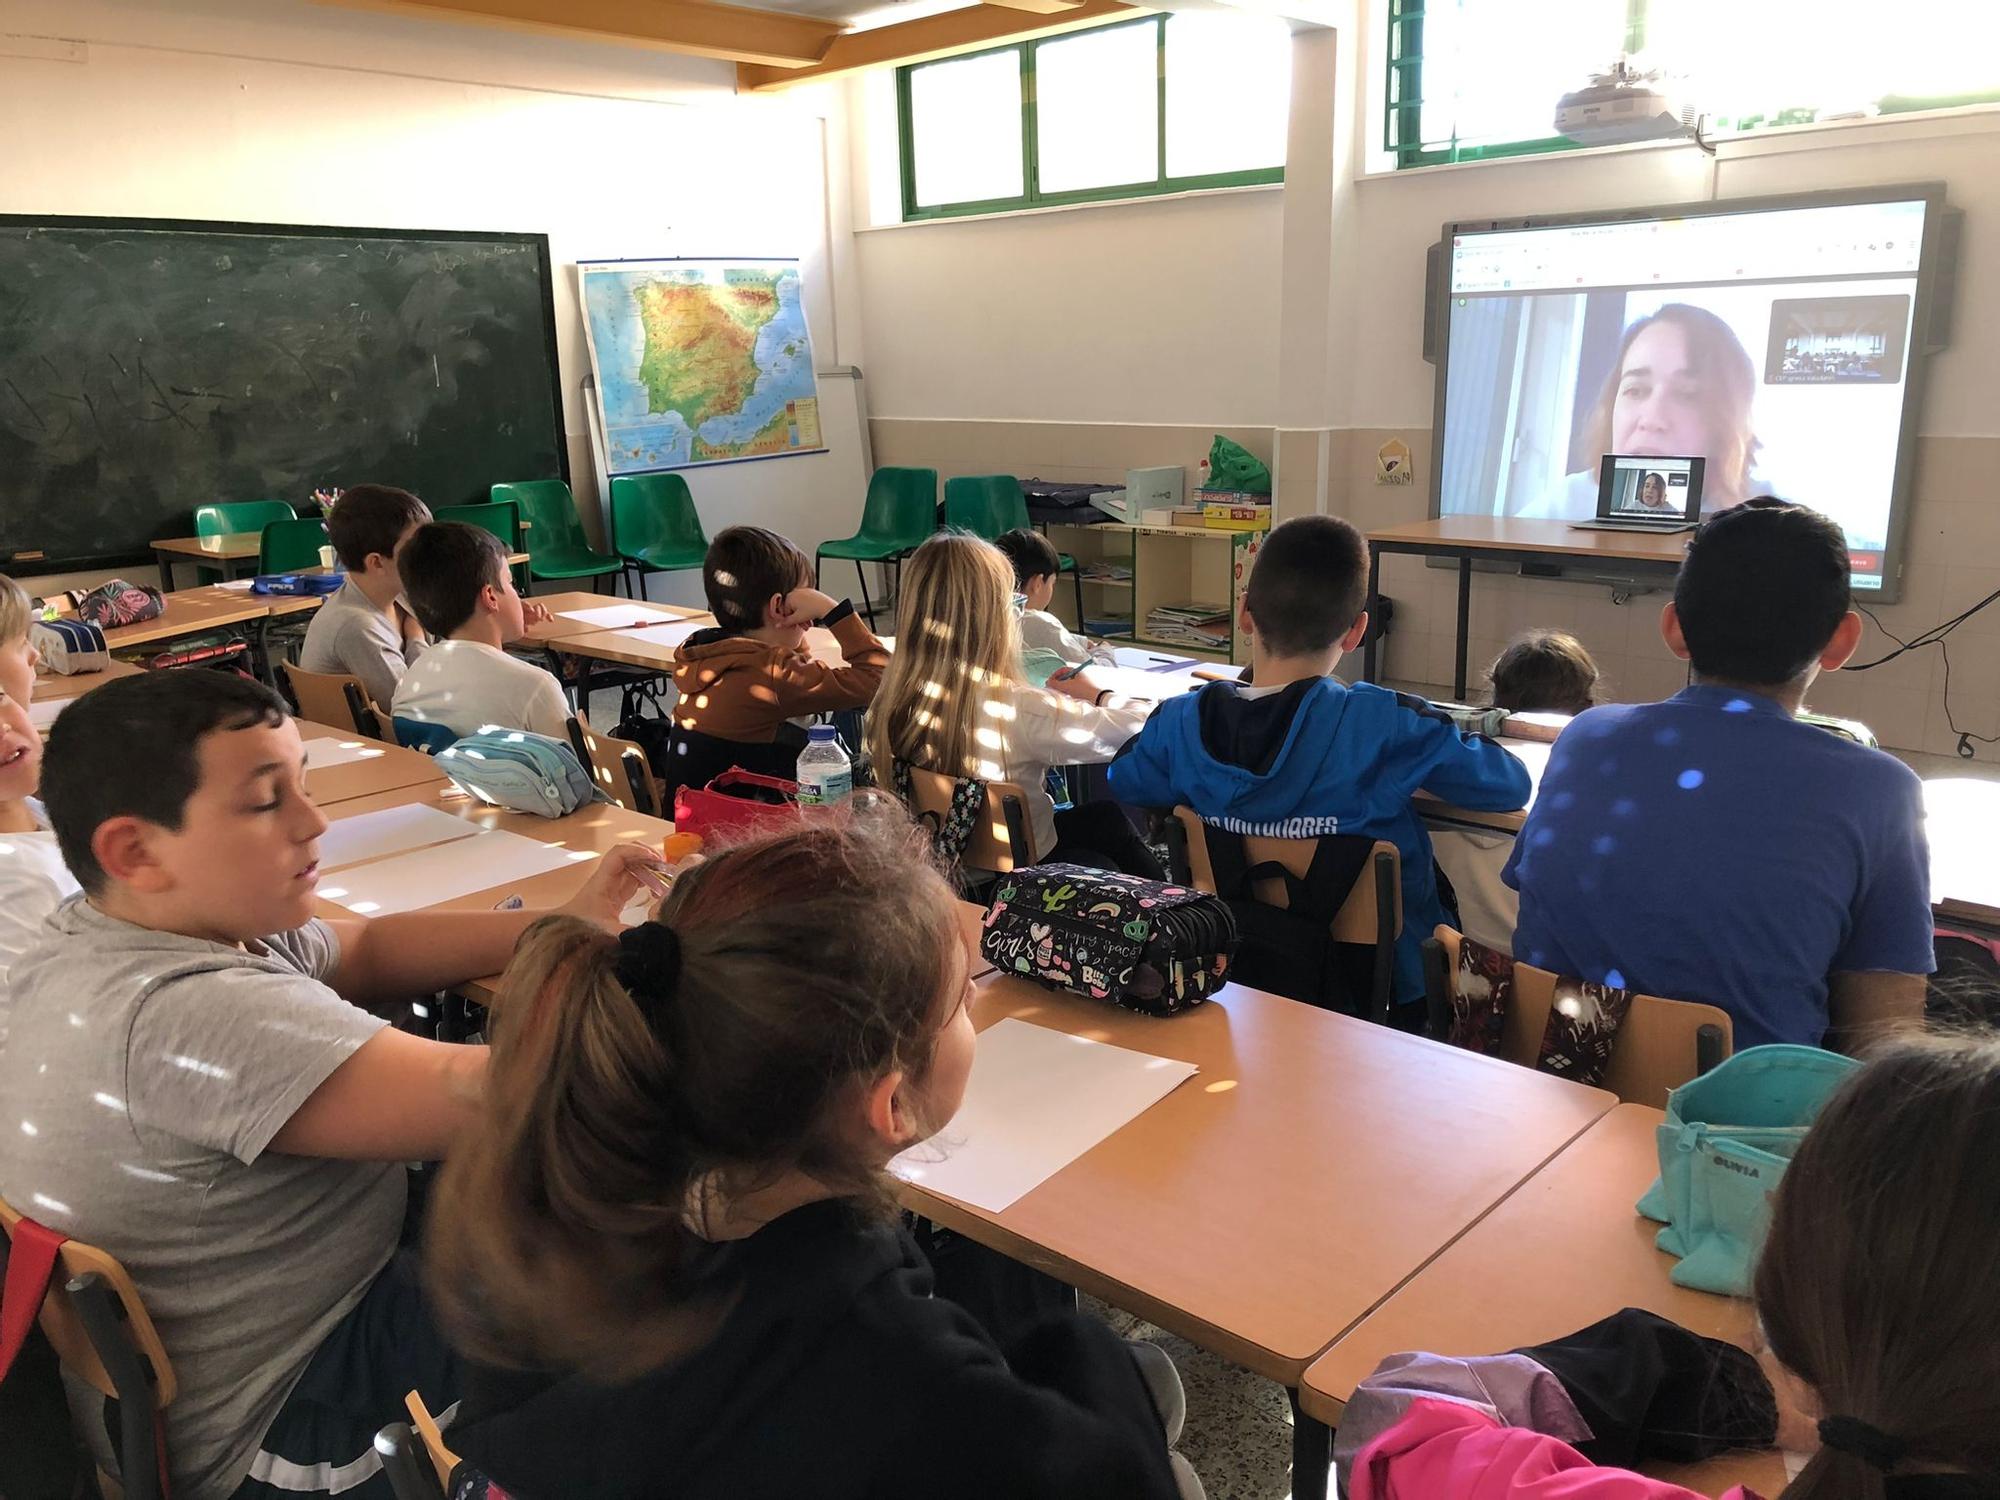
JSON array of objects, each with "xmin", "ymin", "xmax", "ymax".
[{"xmin": 808, "ymin": 725, "xmax": 837, "ymax": 741}]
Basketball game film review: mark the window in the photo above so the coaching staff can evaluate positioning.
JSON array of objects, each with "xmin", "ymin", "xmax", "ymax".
[
  {"xmin": 1387, "ymin": 0, "xmax": 2000, "ymax": 169},
  {"xmin": 898, "ymin": 13, "xmax": 1289, "ymax": 220}
]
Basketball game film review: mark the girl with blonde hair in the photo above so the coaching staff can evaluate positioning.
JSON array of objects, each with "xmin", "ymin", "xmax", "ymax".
[
  {"xmin": 865, "ymin": 532, "xmax": 1160, "ymax": 875},
  {"xmin": 0, "ymin": 572, "xmax": 73, "ymax": 1012}
]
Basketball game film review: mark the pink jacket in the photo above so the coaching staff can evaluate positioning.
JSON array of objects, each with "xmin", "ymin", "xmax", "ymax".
[{"xmin": 1351, "ymin": 1400, "xmax": 1768, "ymax": 1500}]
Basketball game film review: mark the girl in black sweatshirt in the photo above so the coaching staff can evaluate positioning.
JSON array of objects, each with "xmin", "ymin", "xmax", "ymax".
[{"xmin": 425, "ymin": 808, "xmax": 1194, "ymax": 1500}]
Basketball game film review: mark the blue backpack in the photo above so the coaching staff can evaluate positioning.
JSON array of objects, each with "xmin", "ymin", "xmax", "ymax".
[{"xmin": 435, "ymin": 730, "xmax": 608, "ymax": 819}]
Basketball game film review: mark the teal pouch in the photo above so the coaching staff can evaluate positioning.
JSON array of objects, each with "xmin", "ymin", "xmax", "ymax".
[{"xmin": 1636, "ymin": 1044, "xmax": 1859, "ymax": 1295}]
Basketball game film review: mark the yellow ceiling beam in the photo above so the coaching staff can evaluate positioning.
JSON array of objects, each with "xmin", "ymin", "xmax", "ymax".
[
  {"xmin": 314, "ymin": 0, "xmax": 844, "ymax": 68},
  {"xmin": 737, "ymin": 0, "xmax": 1145, "ymax": 89}
]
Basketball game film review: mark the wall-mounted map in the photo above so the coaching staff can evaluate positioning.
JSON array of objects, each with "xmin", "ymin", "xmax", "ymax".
[{"xmin": 578, "ymin": 258, "xmax": 824, "ymax": 473}]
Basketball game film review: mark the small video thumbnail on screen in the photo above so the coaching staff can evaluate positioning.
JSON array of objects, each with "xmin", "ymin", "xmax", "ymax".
[{"xmin": 1766, "ymin": 294, "xmax": 1911, "ymax": 385}]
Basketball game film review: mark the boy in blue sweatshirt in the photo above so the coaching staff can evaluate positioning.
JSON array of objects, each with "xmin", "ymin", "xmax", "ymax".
[{"xmin": 1107, "ymin": 516, "xmax": 1531, "ymax": 1015}]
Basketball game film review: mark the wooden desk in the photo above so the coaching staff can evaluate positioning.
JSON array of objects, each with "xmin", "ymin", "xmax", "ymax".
[
  {"xmin": 1416, "ymin": 737, "xmax": 1552, "ymax": 834},
  {"xmin": 1364, "ymin": 518, "xmax": 1690, "ymax": 698},
  {"xmin": 904, "ymin": 971, "xmax": 1616, "ymax": 1499},
  {"xmin": 525, "ymin": 595, "xmax": 707, "ymax": 646},
  {"xmin": 556, "ymin": 614, "xmax": 718, "ymax": 673},
  {"xmin": 297, "ymin": 720, "xmax": 450, "ymax": 805},
  {"xmin": 312, "ymin": 782, "xmax": 677, "ymax": 1000},
  {"xmin": 1300, "ymin": 1104, "xmax": 1784, "ymax": 1497},
  {"xmin": 103, "ymin": 593, "xmax": 272, "ymax": 651},
  {"xmin": 32, "ymin": 659, "xmax": 144, "ymax": 703},
  {"xmin": 153, "ymin": 531, "xmax": 261, "ymax": 590},
  {"xmin": 1926, "ymin": 777, "xmax": 2000, "ymax": 932}
]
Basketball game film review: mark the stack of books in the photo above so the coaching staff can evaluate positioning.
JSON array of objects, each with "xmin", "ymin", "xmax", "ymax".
[{"xmin": 1145, "ymin": 601, "xmax": 1230, "ymax": 651}]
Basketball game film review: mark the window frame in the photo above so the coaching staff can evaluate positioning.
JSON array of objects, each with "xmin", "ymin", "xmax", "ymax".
[
  {"xmin": 1384, "ymin": 0, "xmax": 2000, "ymax": 170},
  {"xmin": 897, "ymin": 14, "xmax": 1287, "ymax": 222}
]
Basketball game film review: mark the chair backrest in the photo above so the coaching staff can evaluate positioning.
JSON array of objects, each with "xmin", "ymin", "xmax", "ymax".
[
  {"xmin": 404, "ymin": 1389, "xmax": 462, "ymax": 1492},
  {"xmin": 0, "ymin": 1197, "xmax": 176, "ymax": 1408},
  {"xmin": 436, "ymin": 500, "xmax": 521, "ymax": 552},
  {"xmin": 900, "ymin": 766, "xmax": 1033, "ymax": 872},
  {"xmin": 942, "ymin": 474, "xmax": 1028, "ymax": 540},
  {"xmin": 392, "ymin": 716, "xmax": 460, "ymax": 755},
  {"xmin": 1428, "ymin": 925, "xmax": 1735, "ymax": 1105},
  {"xmin": 609, "ymin": 473, "xmax": 706, "ymax": 555},
  {"xmin": 195, "ymin": 499, "xmax": 294, "ymax": 538},
  {"xmin": 492, "ymin": 480, "xmax": 586, "ymax": 551},
  {"xmin": 567, "ymin": 715, "xmax": 657, "ymax": 815},
  {"xmin": 259, "ymin": 516, "xmax": 330, "ymax": 573},
  {"xmin": 859, "ymin": 466, "xmax": 940, "ymax": 546},
  {"xmin": 279, "ymin": 661, "xmax": 374, "ymax": 735},
  {"xmin": 1170, "ymin": 806, "xmax": 1400, "ymax": 944}
]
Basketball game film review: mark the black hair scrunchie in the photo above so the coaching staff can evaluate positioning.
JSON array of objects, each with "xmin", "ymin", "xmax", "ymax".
[
  {"xmin": 1817, "ymin": 1416, "xmax": 1908, "ymax": 1472},
  {"xmin": 615, "ymin": 922, "xmax": 683, "ymax": 1011}
]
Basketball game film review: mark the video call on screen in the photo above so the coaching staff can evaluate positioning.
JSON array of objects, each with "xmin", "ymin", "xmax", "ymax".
[{"xmin": 1437, "ymin": 197, "xmax": 1930, "ymax": 589}]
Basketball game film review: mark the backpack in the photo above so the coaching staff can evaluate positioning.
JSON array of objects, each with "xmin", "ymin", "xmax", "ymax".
[
  {"xmin": 66, "ymin": 579, "xmax": 163, "ymax": 628},
  {"xmin": 28, "ymin": 617, "xmax": 108, "ymax": 675},
  {"xmin": 435, "ymin": 730, "xmax": 608, "ymax": 818}
]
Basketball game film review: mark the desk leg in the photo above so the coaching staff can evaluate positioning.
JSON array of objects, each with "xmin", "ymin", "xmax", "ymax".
[
  {"xmin": 1291, "ymin": 1390, "xmax": 1332, "ymax": 1500},
  {"xmin": 158, "ymin": 556, "xmax": 175, "ymax": 595},
  {"xmin": 1453, "ymin": 554, "xmax": 1472, "ymax": 699},
  {"xmin": 1361, "ymin": 544, "xmax": 1384, "ymax": 684}
]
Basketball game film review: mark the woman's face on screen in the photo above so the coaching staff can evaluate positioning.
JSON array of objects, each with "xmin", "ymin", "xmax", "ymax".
[{"xmin": 1611, "ymin": 320, "xmax": 1711, "ymax": 460}]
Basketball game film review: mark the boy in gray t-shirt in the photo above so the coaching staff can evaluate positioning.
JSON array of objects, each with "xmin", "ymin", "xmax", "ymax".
[
  {"xmin": 0, "ymin": 672, "xmax": 664, "ymax": 1500},
  {"xmin": 297, "ymin": 484, "xmax": 432, "ymax": 709}
]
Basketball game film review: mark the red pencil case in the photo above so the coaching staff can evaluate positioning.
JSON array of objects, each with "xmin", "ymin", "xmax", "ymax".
[{"xmin": 672, "ymin": 769, "xmax": 807, "ymax": 839}]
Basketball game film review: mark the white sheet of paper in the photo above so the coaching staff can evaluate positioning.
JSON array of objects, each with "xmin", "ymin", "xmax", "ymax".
[
  {"xmin": 27, "ymin": 697, "xmax": 65, "ymax": 730},
  {"xmin": 891, "ymin": 1018, "xmax": 1197, "ymax": 1213},
  {"xmin": 559, "ymin": 603, "xmax": 681, "ymax": 628},
  {"xmin": 317, "ymin": 828, "xmax": 590, "ymax": 915},
  {"xmin": 317, "ymin": 802, "xmax": 481, "ymax": 871},
  {"xmin": 212, "ymin": 579, "xmax": 257, "ymax": 592},
  {"xmin": 612, "ymin": 619, "xmax": 705, "ymax": 650},
  {"xmin": 301, "ymin": 736, "xmax": 388, "ymax": 771},
  {"xmin": 1088, "ymin": 665, "xmax": 1208, "ymax": 703},
  {"xmin": 1109, "ymin": 645, "xmax": 1196, "ymax": 671}
]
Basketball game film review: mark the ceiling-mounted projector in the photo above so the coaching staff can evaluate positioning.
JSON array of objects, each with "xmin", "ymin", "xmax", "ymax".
[{"xmin": 1555, "ymin": 59, "xmax": 1697, "ymax": 145}]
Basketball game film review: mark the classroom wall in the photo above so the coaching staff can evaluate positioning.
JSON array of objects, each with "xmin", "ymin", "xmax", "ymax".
[
  {"xmin": 0, "ymin": 0, "xmax": 869, "ymax": 610},
  {"xmin": 844, "ymin": 12, "xmax": 2000, "ymax": 765}
]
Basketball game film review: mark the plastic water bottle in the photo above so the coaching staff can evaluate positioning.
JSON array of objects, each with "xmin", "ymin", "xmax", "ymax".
[{"xmin": 795, "ymin": 725, "xmax": 852, "ymax": 808}]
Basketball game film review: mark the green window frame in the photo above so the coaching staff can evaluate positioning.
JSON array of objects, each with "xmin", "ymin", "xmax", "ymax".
[
  {"xmin": 1386, "ymin": 0, "xmax": 2000, "ymax": 170},
  {"xmin": 897, "ymin": 15, "xmax": 1285, "ymax": 221}
]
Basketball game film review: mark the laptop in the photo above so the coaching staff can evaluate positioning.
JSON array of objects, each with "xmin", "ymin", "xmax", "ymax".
[{"xmin": 1571, "ymin": 455, "xmax": 1704, "ymax": 533}]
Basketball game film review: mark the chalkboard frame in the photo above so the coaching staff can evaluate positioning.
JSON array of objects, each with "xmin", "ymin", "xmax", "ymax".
[{"xmin": 0, "ymin": 213, "xmax": 570, "ymax": 578}]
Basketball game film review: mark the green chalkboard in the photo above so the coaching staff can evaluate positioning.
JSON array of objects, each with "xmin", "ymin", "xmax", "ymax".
[{"xmin": 0, "ymin": 216, "xmax": 567, "ymax": 575}]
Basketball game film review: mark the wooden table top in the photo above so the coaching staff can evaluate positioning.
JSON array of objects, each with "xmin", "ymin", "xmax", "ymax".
[
  {"xmin": 904, "ymin": 971, "xmax": 1615, "ymax": 1384},
  {"xmin": 1926, "ymin": 776, "xmax": 2000, "ymax": 929},
  {"xmin": 524, "ymin": 594, "xmax": 709, "ymax": 646},
  {"xmin": 153, "ymin": 532, "xmax": 261, "ymax": 561},
  {"xmin": 1300, "ymin": 1103, "xmax": 1785, "ymax": 1495},
  {"xmin": 558, "ymin": 615, "xmax": 719, "ymax": 670},
  {"xmin": 32, "ymin": 659, "xmax": 144, "ymax": 702},
  {"xmin": 103, "ymin": 592, "xmax": 274, "ymax": 649},
  {"xmin": 1367, "ymin": 516, "xmax": 1693, "ymax": 566},
  {"xmin": 296, "ymin": 720, "xmax": 450, "ymax": 805}
]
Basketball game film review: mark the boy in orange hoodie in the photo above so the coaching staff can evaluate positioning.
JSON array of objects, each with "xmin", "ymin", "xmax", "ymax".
[{"xmin": 668, "ymin": 526, "xmax": 887, "ymax": 789}]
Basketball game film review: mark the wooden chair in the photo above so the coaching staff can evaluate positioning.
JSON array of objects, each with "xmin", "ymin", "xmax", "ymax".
[
  {"xmin": 0, "ymin": 1197, "xmax": 176, "ymax": 1500},
  {"xmin": 278, "ymin": 661, "xmax": 386, "ymax": 740},
  {"xmin": 1423, "ymin": 925, "xmax": 1733, "ymax": 1105},
  {"xmin": 897, "ymin": 766, "xmax": 1034, "ymax": 881},
  {"xmin": 567, "ymin": 715, "xmax": 659, "ymax": 815},
  {"xmin": 404, "ymin": 1389, "xmax": 460, "ymax": 1494},
  {"xmin": 1166, "ymin": 805, "xmax": 1402, "ymax": 1022}
]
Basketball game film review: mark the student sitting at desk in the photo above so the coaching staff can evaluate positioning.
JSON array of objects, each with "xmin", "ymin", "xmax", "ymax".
[
  {"xmin": 994, "ymin": 527, "xmax": 1112, "ymax": 676},
  {"xmin": 430, "ymin": 811, "xmax": 1198, "ymax": 1500},
  {"xmin": 0, "ymin": 574, "xmax": 77, "ymax": 1015},
  {"xmin": 1106, "ymin": 516, "xmax": 1532, "ymax": 1017},
  {"xmin": 668, "ymin": 525, "xmax": 887, "ymax": 793},
  {"xmin": 1337, "ymin": 1035, "xmax": 2000, "ymax": 1499},
  {"xmin": 390, "ymin": 521, "xmax": 565, "ymax": 742},
  {"xmin": 297, "ymin": 484, "xmax": 432, "ymax": 707},
  {"xmin": 867, "ymin": 534, "xmax": 1159, "ymax": 877},
  {"xmin": 0, "ymin": 671, "xmax": 664, "ymax": 1500},
  {"xmin": 1505, "ymin": 499, "xmax": 1933, "ymax": 1051}
]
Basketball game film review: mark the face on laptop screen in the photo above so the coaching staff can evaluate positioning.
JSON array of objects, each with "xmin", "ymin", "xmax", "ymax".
[{"xmin": 1605, "ymin": 456, "xmax": 1697, "ymax": 517}]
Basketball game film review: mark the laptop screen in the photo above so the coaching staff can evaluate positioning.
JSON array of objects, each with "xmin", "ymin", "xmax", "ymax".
[{"xmin": 1600, "ymin": 455, "xmax": 1701, "ymax": 520}]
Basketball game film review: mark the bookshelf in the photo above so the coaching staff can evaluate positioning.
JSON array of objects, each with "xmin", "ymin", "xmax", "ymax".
[{"xmin": 1045, "ymin": 520, "xmax": 1264, "ymax": 664}]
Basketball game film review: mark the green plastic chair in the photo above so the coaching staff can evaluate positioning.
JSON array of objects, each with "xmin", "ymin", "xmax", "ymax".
[
  {"xmin": 610, "ymin": 474, "xmax": 708, "ymax": 599},
  {"xmin": 258, "ymin": 517, "xmax": 330, "ymax": 574},
  {"xmin": 942, "ymin": 474, "xmax": 1084, "ymax": 626},
  {"xmin": 816, "ymin": 467, "xmax": 937, "ymax": 626},
  {"xmin": 194, "ymin": 499, "xmax": 295, "ymax": 583},
  {"xmin": 490, "ymin": 479, "xmax": 623, "ymax": 592}
]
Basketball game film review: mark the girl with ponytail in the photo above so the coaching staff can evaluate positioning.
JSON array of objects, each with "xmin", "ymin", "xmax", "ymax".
[
  {"xmin": 1338, "ymin": 1035, "xmax": 2000, "ymax": 1499},
  {"xmin": 426, "ymin": 803, "xmax": 1194, "ymax": 1500}
]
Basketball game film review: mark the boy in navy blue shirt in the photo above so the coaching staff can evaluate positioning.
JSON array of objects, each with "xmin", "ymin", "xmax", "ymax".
[
  {"xmin": 1108, "ymin": 516, "xmax": 1532, "ymax": 1016},
  {"xmin": 1506, "ymin": 499, "xmax": 1933, "ymax": 1051}
]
